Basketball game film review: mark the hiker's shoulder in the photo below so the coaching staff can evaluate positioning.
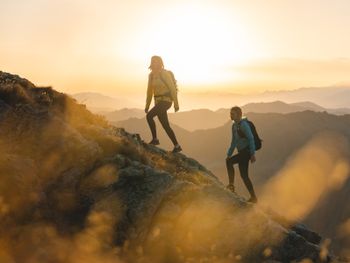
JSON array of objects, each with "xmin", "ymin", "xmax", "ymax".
[
  {"xmin": 161, "ymin": 69, "xmax": 172, "ymax": 77},
  {"xmin": 240, "ymin": 118, "xmax": 251, "ymax": 128},
  {"xmin": 241, "ymin": 117, "xmax": 250, "ymax": 123}
]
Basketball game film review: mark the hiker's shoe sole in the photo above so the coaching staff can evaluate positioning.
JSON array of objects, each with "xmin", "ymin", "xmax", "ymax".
[
  {"xmin": 172, "ymin": 146, "xmax": 182, "ymax": 153},
  {"xmin": 226, "ymin": 185, "xmax": 235, "ymax": 193},
  {"xmin": 247, "ymin": 197, "xmax": 258, "ymax": 203},
  {"xmin": 149, "ymin": 140, "xmax": 160, "ymax": 145}
]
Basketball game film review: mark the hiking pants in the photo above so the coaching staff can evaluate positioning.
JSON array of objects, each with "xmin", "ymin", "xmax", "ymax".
[
  {"xmin": 226, "ymin": 148, "xmax": 256, "ymax": 198},
  {"xmin": 146, "ymin": 101, "xmax": 178, "ymax": 146}
]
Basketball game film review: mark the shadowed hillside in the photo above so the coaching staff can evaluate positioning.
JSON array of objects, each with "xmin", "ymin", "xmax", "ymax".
[{"xmin": 0, "ymin": 71, "xmax": 347, "ymax": 262}]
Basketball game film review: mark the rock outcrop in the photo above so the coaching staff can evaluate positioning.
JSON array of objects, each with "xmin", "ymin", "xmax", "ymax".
[{"xmin": 0, "ymin": 71, "xmax": 340, "ymax": 262}]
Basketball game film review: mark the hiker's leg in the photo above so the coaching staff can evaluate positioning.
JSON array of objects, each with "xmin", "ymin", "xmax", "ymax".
[
  {"xmin": 238, "ymin": 151, "xmax": 257, "ymax": 199},
  {"xmin": 157, "ymin": 101, "xmax": 179, "ymax": 146},
  {"xmin": 146, "ymin": 104, "xmax": 161, "ymax": 140},
  {"xmin": 226, "ymin": 154, "xmax": 240, "ymax": 185}
]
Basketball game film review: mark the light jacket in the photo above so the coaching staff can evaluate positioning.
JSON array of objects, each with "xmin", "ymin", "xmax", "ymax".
[
  {"xmin": 227, "ymin": 118, "xmax": 255, "ymax": 157},
  {"xmin": 146, "ymin": 69, "xmax": 179, "ymax": 109}
]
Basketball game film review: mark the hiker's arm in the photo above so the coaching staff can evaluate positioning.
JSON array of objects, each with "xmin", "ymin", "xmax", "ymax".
[
  {"xmin": 162, "ymin": 71, "xmax": 179, "ymax": 111},
  {"xmin": 145, "ymin": 74, "xmax": 153, "ymax": 112},
  {"xmin": 227, "ymin": 125, "xmax": 237, "ymax": 157},
  {"xmin": 241, "ymin": 121, "xmax": 255, "ymax": 156}
]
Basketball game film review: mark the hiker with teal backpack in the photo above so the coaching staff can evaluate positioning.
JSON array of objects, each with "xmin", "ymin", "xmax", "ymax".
[
  {"xmin": 226, "ymin": 106, "xmax": 261, "ymax": 203},
  {"xmin": 145, "ymin": 55, "xmax": 182, "ymax": 153}
]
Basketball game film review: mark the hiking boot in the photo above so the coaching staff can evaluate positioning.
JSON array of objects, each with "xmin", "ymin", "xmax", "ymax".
[
  {"xmin": 226, "ymin": 184, "xmax": 235, "ymax": 193},
  {"xmin": 247, "ymin": 196, "xmax": 258, "ymax": 203},
  {"xmin": 172, "ymin": 145, "xmax": 182, "ymax": 153},
  {"xmin": 149, "ymin": 139, "xmax": 160, "ymax": 145}
]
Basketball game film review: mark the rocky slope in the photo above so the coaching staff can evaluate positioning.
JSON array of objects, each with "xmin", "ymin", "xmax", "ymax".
[{"xmin": 0, "ymin": 71, "xmax": 343, "ymax": 262}]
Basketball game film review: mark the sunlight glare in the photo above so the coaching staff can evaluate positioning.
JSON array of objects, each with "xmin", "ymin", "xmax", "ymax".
[{"xmin": 127, "ymin": 3, "xmax": 258, "ymax": 87}]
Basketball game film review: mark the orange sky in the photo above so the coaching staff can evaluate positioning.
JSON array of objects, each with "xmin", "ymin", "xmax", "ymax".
[{"xmin": 1, "ymin": 0, "xmax": 350, "ymax": 96}]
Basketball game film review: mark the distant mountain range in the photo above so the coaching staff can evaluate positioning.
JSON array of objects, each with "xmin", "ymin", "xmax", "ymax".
[
  {"xmin": 70, "ymin": 92, "xmax": 140, "ymax": 112},
  {"xmin": 190, "ymin": 85, "xmax": 350, "ymax": 109},
  {"xmin": 105, "ymin": 108, "xmax": 228, "ymax": 131},
  {"xmin": 71, "ymin": 85, "xmax": 350, "ymax": 111},
  {"xmin": 256, "ymin": 86, "xmax": 350, "ymax": 108},
  {"xmin": 101, "ymin": 100, "xmax": 350, "ymax": 131},
  {"xmin": 242, "ymin": 100, "xmax": 350, "ymax": 115},
  {"xmin": 114, "ymin": 111, "xmax": 350, "ymax": 253}
]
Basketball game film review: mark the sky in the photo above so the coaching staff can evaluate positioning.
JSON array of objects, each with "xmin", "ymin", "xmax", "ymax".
[{"xmin": 1, "ymin": 0, "xmax": 350, "ymax": 97}]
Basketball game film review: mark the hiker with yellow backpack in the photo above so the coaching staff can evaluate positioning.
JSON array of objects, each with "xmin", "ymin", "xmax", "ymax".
[{"xmin": 145, "ymin": 55, "xmax": 182, "ymax": 153}]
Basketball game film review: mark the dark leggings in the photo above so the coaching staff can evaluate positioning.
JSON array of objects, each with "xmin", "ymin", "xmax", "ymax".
[
  {"xmin": 226, "ymin": 149, "xmax": 256, "ymax": 198},
  {"xmin": 146, "ymin": 101, "xmax": 178, "ymax": 146}
]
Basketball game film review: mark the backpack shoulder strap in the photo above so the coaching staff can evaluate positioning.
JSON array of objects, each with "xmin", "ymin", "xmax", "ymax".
[{"xmin": 237, "ymin": 119, "xmax": 250, "ymax": 138}]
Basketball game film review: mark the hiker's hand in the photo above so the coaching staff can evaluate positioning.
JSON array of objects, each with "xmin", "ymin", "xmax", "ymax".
[
  {"xmin": 226, "ymin": 156, "xmax": 231, "ymax": 161},
  {"xmin": 174, "ymin": 105, "xmax": 179, "ymax": 112},
  {"xmin": 250, "ymin": 154, "xmax": 256, "ymax": 163},
  {"xmin": 145, "ymin": 108, "xmax": 149, "ymax": 113}
]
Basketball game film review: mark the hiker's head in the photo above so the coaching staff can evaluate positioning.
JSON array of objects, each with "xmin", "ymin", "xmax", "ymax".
[
  {"xmin": 149, "ymin": 56, "xmax": 164, "ymax": 71},
  {"xmin": 230, "ymin": 106, "xmax": 242, "ymax": 122}
]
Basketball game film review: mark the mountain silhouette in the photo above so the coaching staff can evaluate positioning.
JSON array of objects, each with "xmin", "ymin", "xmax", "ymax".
[
  {"xmin": 71, "ymin": 92, "xmax": 139, "ymax": 112},
  {"xmin": 103, "ymin": 101, "xmax": 350, "ymax": 132},
  {"xmin": 242, "ymin": 101, "xmax": 326, "ymax": 113},
  {"xmin": 72, "ymin": 85, "xmax": 350, "ymax": 115},
  {"xmin": 247, "ymin": 86, "xmax": 350, "ymax": 108},
  {"xmin": 0, "ymin": 70, "xmax": 342, "ymax": 262},
  {"xmin": 104, "ymin": 108, "xmax": 145, "ymax": 122}
]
